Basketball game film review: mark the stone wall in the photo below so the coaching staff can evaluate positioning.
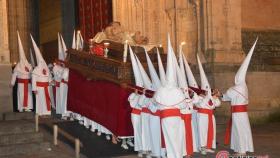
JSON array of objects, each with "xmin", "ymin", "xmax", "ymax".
[
  {"xmin": 39, "ymin": 0, "xmax": 62, "ymax": 44},
  {"xmin": 242, "ymin": 0, "xmax": 280, "ymax": 30}
]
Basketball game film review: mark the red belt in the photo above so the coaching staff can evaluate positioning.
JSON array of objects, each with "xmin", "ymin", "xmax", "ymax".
[
  {"xmin": 193, "ymin": 106, "xmax": 200, "ymax": 111},
  {"xmin": 141, "ymin": 107, "xmax": 160, "ymax": 116},
  {"xmin": 17, "ymin": 78, "xmax": 31, "ymax": 108},
  {"xmin": 224, "ymin": 105, "xmax": 247, "ymax": 145},
  {"xmin": 160, "ymin": 108, "xmax": 181, "ymax": 148},
  {"xmin": 131, "ymin": 108, "xmax": 141, "ymax": 115},
  {"xmin": 61, "ymin": 79, "xmax": 68, "ymax": 84},
  {"xmin": 198, "ymin": 108, "xmax": 214, "ymax": 149},
  {"xmin": 182, "ymin": 114, "xmax": 193, "ymax": 155},
  {"xmin": 55, "ymin": 81, "xmax": 60, "ymax": 87},
  {"xmin": 160, "ymin": 109, "xmax": 181, "ymax": 119},
  {"xmin": 36, "ymin": 82, "xmax": 51, "ymax": 111}
]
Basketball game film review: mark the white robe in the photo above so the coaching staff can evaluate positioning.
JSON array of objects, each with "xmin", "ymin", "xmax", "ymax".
[
  {"xmin": 32, "ymin": 66, "xmax": 52, "ymax": 116},
  {"xmin": 196, "ymin": 95, "xmax": 221, "ymax": 149},
  {"xmin": 52, "ymin": 64, "xmax": 63, "ymax": 113},
  {"xmin": 181, "ymin": 94, "xmax": 200, "ymax": 155},
  {"xmin": 139, "ymin": 94, "xmax": 152, "ymax": 152},
  {"xmin": 128, "ymin": 93, "xmax": 143, "ymax": 151},
  {"xmin": 154, "ymin": 86, "xmax": 186, "ymax": 158},
  {"xmin": 222, "ymin": 85, "xmax": 254, "ymax": 153},
  {"xmin": 11, "ymin": 64, "xmax": 33, "ymax": 111},
  {"xmin": 192, "ymin": 106, "xmax": 200, "ymax": 150},
  {"xmin": 60, "ymin": 67, "xmax": 69, "ymax": 117},
  {"xmin": 148, "ymin": 100, "xmax": 162, "ymax": 157}
]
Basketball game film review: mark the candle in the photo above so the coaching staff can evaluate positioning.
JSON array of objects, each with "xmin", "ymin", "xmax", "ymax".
[
  {"xmin": 76, "ymin": 30, "xmax": 81, "ymax": 50},
  {"xmin": 123, "ymin": 40, "xmax": 128, "ymax": 62},
  {"xmin": 179, "ymin": 41, "xmax": 186, "ymax": 53},
  {"xmin": 104, "ymin": 42, "xmax": 110, "ymax": 58}
]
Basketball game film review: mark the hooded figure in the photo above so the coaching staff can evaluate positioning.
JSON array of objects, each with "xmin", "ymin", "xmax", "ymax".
[
  {"xmin": 181, "ymin": 52, "xmax": 201, "ymax": 150},
  {"xmin": 128, "ymin": 46, "xmax": 144, "ymax": 156},
  {"xmin": 10, "ymin": 31, "xmax": 33, "ymax": 112},
  {"xmin": 178, "ymin": 47, "xmax": 200, "ymax": 156},
  {"xmin": 135, "ymin": 54, "xmax": 153, "ymax": 156},
  {"xmin": 195, "ymin": 55, "xmax": 221, "ymax": 155},
  {"xmin": 144, "ymin": 49, "xmax": 166, "ymax": 158},
  {"xmin": 59, "ymin": 34, "xmax": 70, "ymax": 119},
  {"xmin": 153, "ymin": 34, "xmax": 186, "ymax": 158},
  {"xmin": 222, "ymin": 38, "xmax": 257, "ymax": 154},
  {"xmin": 53, "ymin": 33, "xmax": 66, "ymax": 116},
  {"xmin": 31, "ymin": 34, "xmax": 52, "ymax": 116}
]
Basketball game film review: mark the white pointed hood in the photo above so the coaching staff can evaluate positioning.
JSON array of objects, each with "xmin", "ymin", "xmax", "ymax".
[
  {"xmin": 153, "ymin": 34, "xmax": 186, "ymax": 107},
  {"xmin": 178, "ymin": 47, "xmax": 189, "ymax": 97},
  {"xmin": 30, "ymin": 34, "xmax": 47, "ymax": 67},
  {"xmin": 129, "ymin": 46, "xmax": 144, "ymax": 107},
  {"xmin": 14, "ymin": 31, "xmax": 32, "ymax": 74},
  {"xmin": 182, "ymin": 53, "xmax": 198, "ymax": 88},
  {"xmin": 135, "ymin": 54, "xmax": 153, "ymax": 90},
  {"xmin": 178, "ymin": 45, "xmax": 188, "ymax": 87},
  {"xmin": 58, "ymin": 33, "xmax": 65, "ymax": 61},
  {"xmin": 235, "ymin": 38, "xmax": 258, "ymax": 85},
  {"xmin": 197, "ymin": 54, "xmax": 211, "ymax": 96},
  {"xmin": 129, "ymin": 46, "xmax": 143, "ymax": 87},
  {"xmin": 30, "ymin": 48, "xmax": 36, "ymax": 67},
  {"xmin": 165, "ymin": 34, "xmax": 177, "ymax": 87},
  {"xmin": 17, "ymin": 31, "xmax": 29, "ymax": 64},
  {"xmin": 144, "ymin": 49, "xmax": 161, "ymax": 90},
  {"xmin": 156, "ymin": 48, "xmax": 166, "ymax": 86},
  {"xmin": 60, "ymin": 34, "xmax": 67, "ymax": 57},
  {"xmin": 72, "ymin": 30, "xmax": 76, "ymax": 49}
]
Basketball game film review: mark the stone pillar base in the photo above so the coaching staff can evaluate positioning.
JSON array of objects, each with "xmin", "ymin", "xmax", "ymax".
[{"xmin": 0, "ymin": 64, "xmax": 13, "ymax": 115}]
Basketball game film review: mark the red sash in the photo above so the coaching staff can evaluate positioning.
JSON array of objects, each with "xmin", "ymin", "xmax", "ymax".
[
  {"xmin": 17, "ymin": 78, "xmax": 30, "ymax": 108},
  {"xmin": 141, "ymin": 107, "xmax": 160, "ymax": 116},
  {"xmin": 55, "ymin": 81, "xmax": 60, "ymax": 87},
  {"xmin": 181, "ymin": 114, "xmax": 193, "ymax": 155},
  {"xmin": 193, "ymin": 106, "xmax": 200, "ymax": 111},
  {"xmin": 61, "ymin": 79, "xmax": 68, "ymax": 84},
  {"xmin": 36, "ymin": 82, "xmax": 51, "ymax": 111},
  {"xmin": 160, "ymin": 109, "xmax": 181, "ymax": 148},
  {"xmin": 131, "ymin": 108, "xmax": 141, "ymax": 115},
  {"xmin": 198, "ymin": 108, "xmax": 214, "ymax": 149},
  {"xmin": 224, "ymin": 105, "xmax": 247, "ymax": 145}
]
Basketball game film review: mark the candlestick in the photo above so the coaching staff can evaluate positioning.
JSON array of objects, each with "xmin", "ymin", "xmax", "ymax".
[
  {"xmin": 89, "ymin": 38, "xmax": 94, "ymax": 54},
  {"xmin": 104, "ymin": 42, "xmax": 110, "ymax": 58}
]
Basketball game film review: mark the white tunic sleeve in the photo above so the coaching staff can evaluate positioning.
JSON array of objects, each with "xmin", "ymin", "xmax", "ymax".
[
  {"xmin": 222, "ymin": 92, "xmax": 232, "ymax": 102},
  {"xmin": 148, "ymin": 100, "xmax": 158, "ymax": 113},
  {"xmin": 212, "ymin": 97, "xmax": 221, "ymax": 107}
]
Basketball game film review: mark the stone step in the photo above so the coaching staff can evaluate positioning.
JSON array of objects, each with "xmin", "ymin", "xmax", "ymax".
[
  {"xmin": 3, "ymin": 112, "xmax": 34, "ymax": 121},
  {"xmin": 0, "ymin": 120, "xmax": 35, "ymax": 135},
  {"xmin": 1, "ymin": 151, "xmax": 74, "ymax": 158},
  {"xmin": 0, "ymin": 142, "xmax": 51, "ymax": 156},
  {"xmin": 0, "ymin": 132, "xmax": 43, "ymax": 146}
]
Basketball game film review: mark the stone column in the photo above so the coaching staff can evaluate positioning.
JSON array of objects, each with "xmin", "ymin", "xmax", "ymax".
[
  {"xmin": 0, "ymin": 0, "xmax": 10, "ymax": 63},
  {"xmin": 0, "ymin": 0, "xmax": 12, "ymax": 114},
  {"xmin": 202, "ymin": 0, "xmax": 244, "ymax": 64},
  {"xmin": 7, "ymin": 0, "xmax": 39, "ymax": 64}
]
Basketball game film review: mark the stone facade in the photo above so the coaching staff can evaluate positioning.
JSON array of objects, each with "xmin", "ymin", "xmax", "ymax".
[{"xmin": 0, "ymin": 0, "xmax": 10, "ymax": 63}]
